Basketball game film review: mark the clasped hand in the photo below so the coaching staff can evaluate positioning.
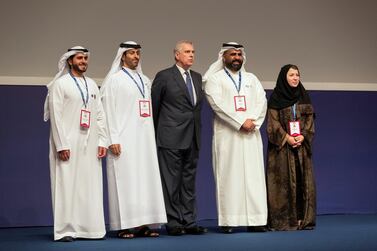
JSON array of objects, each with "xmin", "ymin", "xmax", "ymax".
[
  {"xmin": 241, "ymin": 119, "xmax": 256, "ymax": 133},
  {"xmin": 288, "ymin": 135, "xmax": 304, "ymax": 148}
]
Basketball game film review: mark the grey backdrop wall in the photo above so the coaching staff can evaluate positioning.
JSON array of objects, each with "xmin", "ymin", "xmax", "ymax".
[{"xmin": 0, "ymin": 0, "xmax": 376, "ymax": 86}]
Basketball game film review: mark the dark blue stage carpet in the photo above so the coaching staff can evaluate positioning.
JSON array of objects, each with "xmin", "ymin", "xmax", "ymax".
[{"xmin": 0, "ymin": 215, "xmax": 376, "ymax": 251}]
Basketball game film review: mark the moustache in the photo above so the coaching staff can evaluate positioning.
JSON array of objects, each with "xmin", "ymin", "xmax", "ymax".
[{"xmin": 232, "ymin": 60, "xmax": 242, "ymax": 65}]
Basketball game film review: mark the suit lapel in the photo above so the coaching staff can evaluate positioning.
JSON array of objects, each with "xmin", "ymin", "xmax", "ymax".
[{"xmin": 190, "ymin": 70, "xmax": 202, "ymax": 106}]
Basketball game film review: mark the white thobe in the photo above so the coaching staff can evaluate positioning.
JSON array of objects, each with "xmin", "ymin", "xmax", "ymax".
[
  {"xmin": 101, "ymin": 68, "xmax": 167, "ymax": 230},
  {"xmin": 48, "ymin": 73, "xmax": 107, "ymax": 240},
  {"xmin": 204, "ymin": 69, "xmax": 268, "ymax": 226}
]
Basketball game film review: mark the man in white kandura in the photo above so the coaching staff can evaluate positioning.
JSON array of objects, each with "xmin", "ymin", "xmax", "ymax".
[
  {"xmin": 101, "ymin": 41, "xmax": 167, "ymax": 239},
  {"xmin": 45, "ymin": 46, "xmax": 107, "ymax": 242},
  {"xmin": 203, "ymin": 42, "xmax": 268, "ymax": 234}
]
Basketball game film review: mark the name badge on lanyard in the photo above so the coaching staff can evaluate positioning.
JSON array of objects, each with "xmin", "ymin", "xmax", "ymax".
[
  {"xmin": 289, "ymin": 103, "xmax": 301, "ymax": 136},
  {"xmin": 224, "ymin": 69, "xmax": 247, "ymax": 112},
  {"xmin": 122, "ymin": 68, "xmax": 150, "ymax": 118},
  {"xmin": 80, "ymin": 109, "xmax": 91, "ymax": 128},
  {"xmin": 139, "ymin": 100, "xmax": 151, "ymax": 117},
  {"xmin": 234, "ymin": 96, "xmax": 247, "ymax": 111},
  {"xmin": 70, "ymin": 72, "xmax": 90, "ymax": 129}
]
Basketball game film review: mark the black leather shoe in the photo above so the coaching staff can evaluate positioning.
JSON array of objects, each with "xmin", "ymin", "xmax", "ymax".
[
  {"xmin": 247, "ymin": 226, "xmax": 269, "ymax": 232},
  {"xmin": 57, "ymin": 236, "xmax": 74, "ymax": 242},
  {"xmin": 167, "ymin": 227, "xmax": 185, "ymax": 236},
  {"xmin": 185, "ymin": 226, "xmax": 208, "ymax": 235},
  {"xmin": 220, "ymin": 226, "xmax": 233, "ymax": 234}
]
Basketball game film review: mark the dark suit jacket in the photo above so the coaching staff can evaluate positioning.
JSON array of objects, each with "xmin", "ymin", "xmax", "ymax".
[{"xmin": 151, "ymin": 65, "xmax": 203, "ymax": 150}]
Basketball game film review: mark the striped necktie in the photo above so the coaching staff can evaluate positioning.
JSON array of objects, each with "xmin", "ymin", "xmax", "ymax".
[{"xmin": 184, "ymin": 71, "xmax": 195, "ymax": 105}]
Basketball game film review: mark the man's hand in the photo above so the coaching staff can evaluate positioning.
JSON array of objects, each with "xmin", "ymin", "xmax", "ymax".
[
  {"xmin": 241, "ymin": 119, "xmax": 256, "ymax": 133},
  {"xmin": 58, "ymin": 149, "xmax": 70, "ymax": 161},
  {"xmin": 97, "ymin": 146, "xmax": 107, "ymax": 158},
  {"xmin": 109, "ymin": 144, "xmax": 121, "ymax": 156}
]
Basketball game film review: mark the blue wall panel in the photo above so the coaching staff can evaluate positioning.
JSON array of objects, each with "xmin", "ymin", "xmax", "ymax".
[{"xmin": 0, "ymin": 86, "xmax": 376, "ymax": 227}]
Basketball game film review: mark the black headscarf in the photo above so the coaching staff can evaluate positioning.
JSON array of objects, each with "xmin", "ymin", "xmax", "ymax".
[{"xmin": 268, "ymin": 64, "xmax": 311, "ymax": 110}]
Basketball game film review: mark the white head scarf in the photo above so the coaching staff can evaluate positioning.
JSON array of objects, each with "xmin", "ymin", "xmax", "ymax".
[
  {"xmin": 43, "ymin": 46, "xmax": 90, "ymax": 121},
  {"xmin": 100, "ymin": 41, "xmax": 143, "ymax": 96},
  {"xmin": 203, "ymin": 42, "xmax": 246, "ymax": 82}
]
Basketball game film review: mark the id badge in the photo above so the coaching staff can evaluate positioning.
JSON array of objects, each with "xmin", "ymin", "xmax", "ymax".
[
  {"xmin": 234, "ymin": 95, "xmax": 247, "ymax": 112},
  {"xmin": 80, "ymin": 109, "xmax": 91, "ymax": 128},
  {"xmin": 139, "ymin": 100, "xmax": 151, "ymax": 117},
  {"xmin": 289, "ymin": 120, "xmax": 301, "ymax": 136}
]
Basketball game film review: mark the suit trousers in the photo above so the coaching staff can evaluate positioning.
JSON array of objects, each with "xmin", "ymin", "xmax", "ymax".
[{"xmin": 157, "ymin": 142, "xmax": 199, "ymax": 230}]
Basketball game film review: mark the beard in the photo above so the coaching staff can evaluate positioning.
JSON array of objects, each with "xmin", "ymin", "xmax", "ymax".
[
  {"xmin": 71, "ymin": 63, "xmax": 87, "ymax": 74},
  {"xmin": 225, "ymin": 59, "xmax": 243, "ymax": 72},
  {"xmin": 126, "ymin": 59, "xmax": 139, "ymax": 70}
]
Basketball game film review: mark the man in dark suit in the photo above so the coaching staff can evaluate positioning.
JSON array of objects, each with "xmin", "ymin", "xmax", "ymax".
[{"xmin": 151, "ymin": 40, "xmax": 206, "ymax": 235}]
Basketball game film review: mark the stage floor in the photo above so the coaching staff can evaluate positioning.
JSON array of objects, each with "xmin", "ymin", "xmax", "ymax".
[{"xmin": 0, "ymin": 214, "xmax": 376, "ymax": 251}]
